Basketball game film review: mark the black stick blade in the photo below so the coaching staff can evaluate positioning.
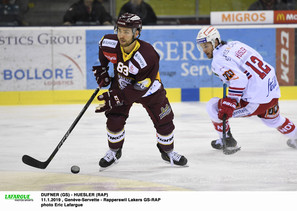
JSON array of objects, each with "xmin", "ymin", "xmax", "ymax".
[{"xmin": 22, "ymin": 155, "xmax": 49, "ymax": 169}]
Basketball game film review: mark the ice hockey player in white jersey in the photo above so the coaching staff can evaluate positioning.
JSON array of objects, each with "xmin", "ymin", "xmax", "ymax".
[{"xmin": 196, "ymin": 25, "xmax": 297, "ymax": 150}]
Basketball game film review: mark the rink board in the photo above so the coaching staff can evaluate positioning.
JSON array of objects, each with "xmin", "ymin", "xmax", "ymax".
[
  {"xmin": 0, "ymin": 25, "xmax": 297, "ymax": 105},
  {"xmin": 0, "ymin": 86, "xmax": 296, "ymax": 105}
]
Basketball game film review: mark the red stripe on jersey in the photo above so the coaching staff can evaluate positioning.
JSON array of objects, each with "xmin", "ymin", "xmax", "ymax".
[
  {"xmin": 244, "ymin": 70, "xmax": 252, "ymax": 79},
  {"xmin": 103, "ymin": 52, "xmax": 117, "ymax": 64},
  {"xmin": 229, "ymin": 86, "xmax": 245, "ymax": 91},
  {"xmin": 228, "ymin": 87, "xmax": 244, "ymax": 97},
  {"xmin": 228, "ymin": 93, "xmax": 242, "ymax": 97},
  {"xmin": 228, "ymin": 86, "xmax": 244, "ymax": 97}
]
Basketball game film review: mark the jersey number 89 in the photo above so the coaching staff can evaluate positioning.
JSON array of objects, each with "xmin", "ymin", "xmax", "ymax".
[{"xmin": 117, "ymin": 62, "xmax": 129, "ymax": 76}]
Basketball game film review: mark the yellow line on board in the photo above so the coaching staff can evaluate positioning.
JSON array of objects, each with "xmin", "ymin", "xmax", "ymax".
[
  {"xmin": 199, "ymin": 86, "xmax": 297, "ymax": 102},
  {"xmin": 0, "ymin": 87, "xmax": 296, "ymax": 105},
  {"xmin": 0, "ymin": 88, "xmax": 182, "ymax": 105}
]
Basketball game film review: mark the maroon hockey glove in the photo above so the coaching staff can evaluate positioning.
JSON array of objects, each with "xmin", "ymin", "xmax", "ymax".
[
  {"xmin": 95, "ymin": 90, "xmax": 124, "ymax": 113},
  {"xmin": 218, "ymin": 97, "xmax": 237, "ymax": 120},
  {"xmin": 92, "ymin": 66, "xmax": 111, "ymax": 87}
]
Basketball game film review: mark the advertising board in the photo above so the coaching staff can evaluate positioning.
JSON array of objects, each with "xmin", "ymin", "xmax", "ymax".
[
  {"xmin": 86, "ymin": 27, "xmax": 275, "ymax": 90},
  {"xmin": 276, "ymin": 28, "xmax": 295, "ymax": 86},
  {"xmin": 274, "ymin": 10, "xmax": 297, "ymax": 24},
  {"xmin": 0, "ymin": 28, "xmax": 86, "ymax": 91},
  {"xmin": 211, "ymin": 11, "xmax": 274, "ymax": 25},
  {"xmin": 2, "ymin": 25, "xmax": 295, "ymax": 104}
]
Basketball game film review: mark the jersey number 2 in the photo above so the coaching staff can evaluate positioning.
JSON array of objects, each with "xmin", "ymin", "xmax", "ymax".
[{"xmin": 245, "ymin": 56, "xmax": 271, "ymax": 79}]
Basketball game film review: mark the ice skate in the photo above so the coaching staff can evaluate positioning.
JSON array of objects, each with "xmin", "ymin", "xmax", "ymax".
[
  {"xmin": 287, "ymin": 139, "xmax": 297, "ymax": 149},
  {"xmin": 99, "ymin": 148, "xmax": 122, "ymax": 168},
  {"xmin": 157, "ymin": 144, "xmax": 188, "ymax": 166},
  {"xmin": 211, "ymin": 130, "xmax": 237, "ymax": 150}
]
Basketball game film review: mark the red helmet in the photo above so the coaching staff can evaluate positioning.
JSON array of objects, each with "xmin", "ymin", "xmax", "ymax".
[{"xmin": 116, "ymin": 13, "xmax": 142, "ymax": 33}]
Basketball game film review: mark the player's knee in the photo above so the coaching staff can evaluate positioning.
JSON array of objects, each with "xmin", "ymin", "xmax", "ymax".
[
  {"xmin": 156, "ymin": 121, "xmax": 175, "ymax": 135},
  {"xmin": 206, "ymin": 97, "xmax": 220, "ymax": 122},
  {"xmin": 106, "ymin": 115, "xmax": 126, "ymax": 132},
  {"xmin": 261, "ymin": 115, "xmax": 285, "ymax": 128}
]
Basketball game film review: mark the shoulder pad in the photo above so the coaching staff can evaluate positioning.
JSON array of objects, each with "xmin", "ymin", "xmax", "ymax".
[{"xmin": 100, "ymin": 34, "xmax": 118, "ymax": 49}]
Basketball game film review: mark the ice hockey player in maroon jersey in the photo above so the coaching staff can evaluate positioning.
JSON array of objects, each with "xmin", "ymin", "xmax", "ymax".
[{"xmin": 93, "ymin": 13, "xmax": 187, "ymax": 168}]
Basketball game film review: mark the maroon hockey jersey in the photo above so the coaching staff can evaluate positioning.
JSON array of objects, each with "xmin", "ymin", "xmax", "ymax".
[{"xmin": 98, "ymin": 34, "xmax": 162, "ymax": 105}]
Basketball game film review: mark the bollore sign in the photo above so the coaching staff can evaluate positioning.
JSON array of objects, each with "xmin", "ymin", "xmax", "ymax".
[{"xmin": 0, "ymin": 28, "xmax": 86, "ymax": 91}]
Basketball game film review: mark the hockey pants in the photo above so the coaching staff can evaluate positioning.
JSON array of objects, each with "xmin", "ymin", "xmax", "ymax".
[{"xmin": 206, "ymin": 97, "xmax": 297, "ymax": 140}]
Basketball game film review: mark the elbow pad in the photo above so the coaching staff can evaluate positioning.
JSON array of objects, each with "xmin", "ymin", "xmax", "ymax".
[{"xmin": 133, "ymin": 78, "xmax": 151, "ymax": 91}]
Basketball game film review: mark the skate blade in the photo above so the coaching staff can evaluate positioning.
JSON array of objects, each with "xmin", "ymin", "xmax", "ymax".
[
  {"xmin": 223, "ymin": 146, "xmax": 241, "ymax": 155},
  {"xmin": 287, "ymin": 139, "xmax": 297, "ymax": 149},
  {"xmin": 163, "ymin": 161, "xmax": 189, "ymax": 168},
  {"xmin": 99, "ymin": 160, "xmax": 119, "ymax": 172}
]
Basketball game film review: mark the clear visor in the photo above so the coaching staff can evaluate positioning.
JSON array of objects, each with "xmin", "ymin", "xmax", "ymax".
[
  {"xmin": 196, "ymin": 37, "xmax": 207, "ymax": 45},
  {"xmin": 196, "ymin": 37, "xmax": 208, "ymax": 52}
]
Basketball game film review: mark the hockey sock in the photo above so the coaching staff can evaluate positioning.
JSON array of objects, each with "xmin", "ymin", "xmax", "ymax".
[
  {"xmin": 212, "ymin": 120, "xmax": 230, "ymax": 139},
  {"xmin": 156, "ymin": 132, "xmax": 174, "ymax": 151},
  {"xmin": 107, "ymin": 127, "xmax": 125, "ymax": 149},
  {"xmin": 277, "ymin": 118, "xmax": 297, "ymax": 139}
]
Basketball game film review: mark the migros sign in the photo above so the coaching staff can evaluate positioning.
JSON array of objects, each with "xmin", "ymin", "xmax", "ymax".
[
  {"xmin": 222, "ymin": 12, "xmax": 266, "ymax": 22},
  {"xmin": 211, "ymin": 10, "xmax": 297, "ymax": 25},
  {"xmin": 211, "ymin": 11, "xmax": 273, "ymax": 25}
]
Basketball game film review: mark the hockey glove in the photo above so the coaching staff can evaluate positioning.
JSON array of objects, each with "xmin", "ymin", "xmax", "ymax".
[
  {"xmin": 95, "ymin": 90, "xmax": 124, "ymax": 113},
  {"xmin": 92, "ymin": 66, "xmax": 111, "ymax": 87},
  {"xmin": 218, "ymin": 97, "xmax": 237, "ymax": 120}
]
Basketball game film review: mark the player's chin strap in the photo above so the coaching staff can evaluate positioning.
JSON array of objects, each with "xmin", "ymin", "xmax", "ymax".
[{"xmin": 128, "ymin": 29, "xmax": 141, "ymax": 46}]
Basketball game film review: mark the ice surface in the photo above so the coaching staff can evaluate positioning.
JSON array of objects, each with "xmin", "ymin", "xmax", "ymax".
[{"xmin": 1, "ymin": 101, "xmax": 297, "ymax": 191}]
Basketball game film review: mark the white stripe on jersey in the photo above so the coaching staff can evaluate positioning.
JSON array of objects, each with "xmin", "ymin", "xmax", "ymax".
[{"xmin": 134, "ymin": 51, "xmax": 147, "ymax": 69}]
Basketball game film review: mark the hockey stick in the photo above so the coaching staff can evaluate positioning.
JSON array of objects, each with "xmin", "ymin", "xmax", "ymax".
[
  {"xmin": 22, "ymin": 86, "xmax": 101, "ymax": 169},
  {"xmin": 222, "ymin": 83, "xmax": 241, "ymax": 155}
]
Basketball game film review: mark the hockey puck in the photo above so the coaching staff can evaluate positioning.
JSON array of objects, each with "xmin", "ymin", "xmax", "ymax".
[{"xmin": 71, "ymin": 165, "xmax": 80, "ymax": 174}]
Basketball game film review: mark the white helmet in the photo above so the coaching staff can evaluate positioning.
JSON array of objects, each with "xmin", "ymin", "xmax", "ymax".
[{"xmin": 196, "ymin": 26, "xmax": 221, "ymax": 49}]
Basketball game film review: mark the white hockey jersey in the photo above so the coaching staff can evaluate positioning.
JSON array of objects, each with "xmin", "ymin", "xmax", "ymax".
[{"xmin": 211, "ymin": 41, "xmax": 280, "ymax": 104}]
